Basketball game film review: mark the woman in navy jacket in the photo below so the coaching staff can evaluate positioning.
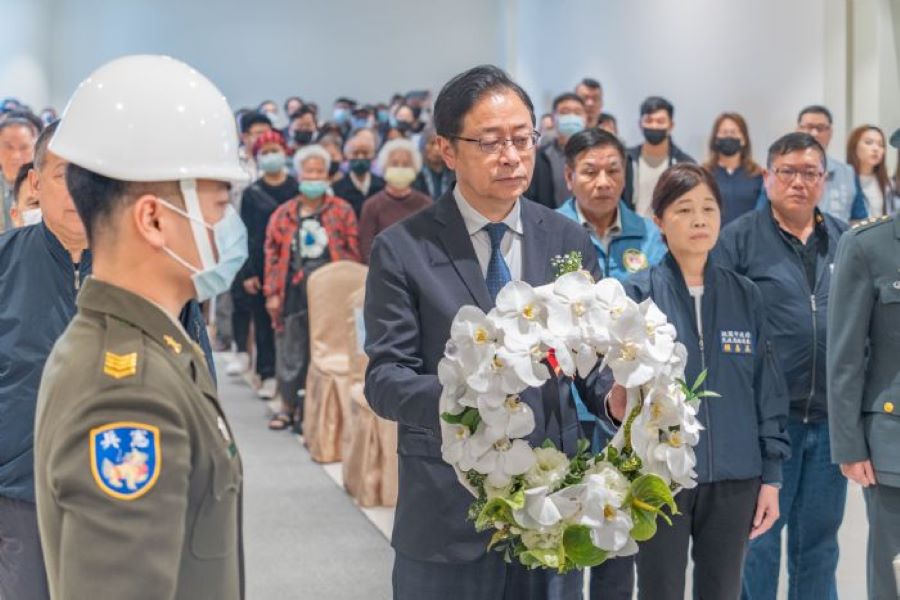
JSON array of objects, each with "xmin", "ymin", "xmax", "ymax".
[{"xmin": 623, "ymin": 164, "xmax": 790, "ymax": 600}]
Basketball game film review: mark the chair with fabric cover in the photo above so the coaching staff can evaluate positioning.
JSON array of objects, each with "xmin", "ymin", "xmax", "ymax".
[
  {"xmin": 341, "ymin": 287, "xmax": 398, "ymax": 507},
  {"xmin": 303, "ymin": 261, "xmax": 367, "ymax": 463}
]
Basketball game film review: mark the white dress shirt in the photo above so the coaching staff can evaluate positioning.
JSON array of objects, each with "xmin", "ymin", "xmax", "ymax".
[{"xmin": 453, "ymin": 186, "xmax": 523, "ymax": 280}]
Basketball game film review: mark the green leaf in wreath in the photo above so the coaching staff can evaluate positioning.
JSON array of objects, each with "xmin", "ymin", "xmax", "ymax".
[
  {"xmin": 562, "ymin": 525, "xmax": 609, "ymax": 568},
  {"xmin": 630, "ymin": 503, "xmax": 659, "ymax": 541},
  {"xmin": 519, "ymin": 547, "xmax": 562, "ymax": 570},
  {"xmin": 440, "ymin": 411, "xmax": 464, "ymax": 425},
  {"xmin": 474, "ymin": 490, "xmax": 525, "ymax": 531}
]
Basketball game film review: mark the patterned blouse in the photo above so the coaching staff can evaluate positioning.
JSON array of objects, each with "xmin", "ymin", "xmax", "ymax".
[{"xmin": 263, "ymin": 194, "xmax": 361, "ymax": 305}]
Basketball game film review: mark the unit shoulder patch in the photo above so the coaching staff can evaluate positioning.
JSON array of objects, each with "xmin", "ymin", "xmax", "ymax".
[{"xmin": 90, "ymin": 422, "xmax": 161, "ymax": 500}]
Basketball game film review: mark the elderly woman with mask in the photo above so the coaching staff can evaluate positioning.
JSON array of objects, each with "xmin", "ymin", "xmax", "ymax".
[
  {"xmin": 263, "ymin": 144, "xmax": 361, "ymax": 431},
  {"xmin": 358, "ymin": 138, "xmax": 432, "ymax": 263}
]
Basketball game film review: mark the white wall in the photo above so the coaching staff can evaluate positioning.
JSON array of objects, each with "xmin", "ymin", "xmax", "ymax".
[
  {"xmin": 1, "ymin": 0, "xmax": 894, "ymax": 167},
  {"xmin": 512, "ymin": 0, "xmax": 839, "ymax": 162},
  {"xmin": 45, "ymin": 0, "xmax": 505, "ymax": 113}
]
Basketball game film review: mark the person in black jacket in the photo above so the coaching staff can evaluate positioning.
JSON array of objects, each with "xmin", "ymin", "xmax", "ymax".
[
  {"xmin": 237, "ymin": 129, "xmax": 297, "ymax": 399},
  {"xmin": 715, "ymin": 133, "xmax": 849, "ymax": 600},
  {"xmin": 623, "ymin": 164, "xmax": 789, "ymax": 600},
  {"xmin": 331, "ymin": 128, "xmax": 384, "ymax": 217},
  {"xmin": 526, "ymin": 93, "xmax": 587, "ymax": 208},
  {"xmin": 623, "ymin": 96, "xmax": 695, "ymax": 217}
]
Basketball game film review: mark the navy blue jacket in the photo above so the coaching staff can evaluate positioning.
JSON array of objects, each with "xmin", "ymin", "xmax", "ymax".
[
  {"xmin": 715, "ymin": 206, "xmax": 848, "ymax": 423},
  {"xmin": 624, "ymin": 253, "xmax": 791, "ymax": 484},
  {"xmin": 0, "ymin": 223, "xmax": 214, "ymax": 502}
]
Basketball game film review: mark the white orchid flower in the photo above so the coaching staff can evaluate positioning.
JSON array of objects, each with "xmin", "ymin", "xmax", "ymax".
[
  {"xmin": 524, "ymin": 447, "xmax": 570, "ymax": 490},
  {"xmin": 467, "ymin": 346, "xmax": 550, "ymax": 397},
  {"xmin": 571, "ymin": 473, "xmax": 638, "ymax": 555},
  {"xmin": 603, "ymin": 305, "xmax": 676, "ymax": 388},
  {"xmin": 441, "ymin": 423, "xmax": 475, "ymax": 469},
  {"xmin": 477, "ymin": 394, "xmax": 535, "ymax": 440},
  {"xmin": 494, "ymin": 282, "xmax": 545, "ymax": 352},
  {"xmin": 470, "ymin": 434, "xmax": 536, "ymax": 488},
  {"xmin": 652, "ymin": 428, "xmax": 698, "ymax": 489},
  {"xmin": 298, "ymin": 219, "xmax": 329, "ymax": 258},
  {"xmin": 513, "ymin": 484, "xmax": 581, "ymax": 531},
  {"xmin": 446, "ymin": 306, "xmax": 499, "ymax": 372},
  {"xmin": 637, "ymin": 300, "xmax": 677, "ymax": 363}
]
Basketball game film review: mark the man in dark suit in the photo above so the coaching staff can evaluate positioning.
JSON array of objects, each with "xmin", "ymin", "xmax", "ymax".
[{"xmin": 364, "ymin": 65, "xmax": 616, "ymax": 600}]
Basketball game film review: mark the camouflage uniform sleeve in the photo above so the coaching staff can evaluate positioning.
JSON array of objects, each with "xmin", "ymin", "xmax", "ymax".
[{"xmin": 44, "ymin": 386, "xmax": 191, "ymax": 600}]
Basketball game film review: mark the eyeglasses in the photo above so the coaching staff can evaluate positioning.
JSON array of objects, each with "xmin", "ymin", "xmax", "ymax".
[
  {"xmin": 772, "ymin": 167, "xmax": 824, "ymax": 185},
  {"xmin": 452, "ymin": 131, "xmax": 540, "ymax": 154}
]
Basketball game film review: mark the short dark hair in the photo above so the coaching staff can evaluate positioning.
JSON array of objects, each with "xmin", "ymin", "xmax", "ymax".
[
  {"xmin": 564, "ymin": 128, "xmax": 625, "ymax": 167},
  {"xmin": 577, "ymin": 78, "xmax": 602, "ymax": 92},
  {"xmin": 240, "ymin": 111, "xmax": 272, "ymax": 134},
  {"xmin": 13, "ymin": 162, "xmax": 32, "ymax": 200},
  {"xmin": 65, "ymin": 164, "xmax": 180, "ymax": 245},
  {"xmin": 334, "ymin": 97, "xmax": 357, "ymax": 108},
  {"xmin": 283, "ymin": 96, "xmax": 303, "ymax": 112},
  {"xmin": 0, "ymin": 110, "xmax": 41, "ymax": 135},
  {"xmin": 552, "ymin": 93, "xmax": 585, "ymax": 112},
  {"xmin": 433, "ymin": 64, "xmax": 534, "ymax": 139},
  {"xmin": 651, "ymin": 163, "xmax": 722, "ymax": 219},
  {"xmin": 797, "ymin": 105, "xmax": 832, "ymax": 125},
  {"xmin": 598, "ymin": 112, "xmax": 617, "ymax": 126},
  {"xmin": 289, "ymin": 106, "xmax": 317, "ymax": 123},
  {"xmin": 640, "ymin": 96, "xmax": 674, "ymax": 119},
  {"xmin": 33, "ymin": 120, "xmax": 59, "ymax": 171},
  {"xmin": 766, "ymin": 132, "xmax": 826, "ymax": 169}
]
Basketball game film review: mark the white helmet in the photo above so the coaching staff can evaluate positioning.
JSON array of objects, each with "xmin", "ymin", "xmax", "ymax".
[{"xmin": 50, "ymin": 54, "xmax": 247, "ymax": 183}]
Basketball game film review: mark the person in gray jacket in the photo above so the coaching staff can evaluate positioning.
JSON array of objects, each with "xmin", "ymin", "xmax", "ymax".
[{"xmin": 827, "ymin": 212, "xmax": 900, "ymax": 599}]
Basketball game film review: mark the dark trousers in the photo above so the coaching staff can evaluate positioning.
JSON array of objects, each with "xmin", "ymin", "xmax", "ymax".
[
  {"xmin": 589, "ymin": 555, "xmax": 635, "ymax": 600},
  {"xmin": 636, "ymin": 478, "xmax": 760, "ymax": 600},
  {"xmin": 249, "ymin": 293, "xmax": 276, "ymax": 379},
  {"xmin": 863, "ymin": 483, "xmax": 900, "ymax": 600},
  {"xmin": 275, "ymin": 310, "xmax": 310, "ymax": 418},
  {"xmin": 0, "ymin": 496, "xmax": 49, "ymax": 600},
  {"xmin": 231, "ymin": 287, "xmax": 253, "ymax": 354},
  {"xmin": 393, "ymin": 550, "xmax": 583, "ymax": 600}
]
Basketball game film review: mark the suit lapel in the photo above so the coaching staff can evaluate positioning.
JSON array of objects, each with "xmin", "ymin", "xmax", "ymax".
[
  {"xmin": 521, "ymin": 200, "xmax": 551, "ymax": 286},
  {"xmin": 433, "ymin": 192, "xmax": 493, "ymax": 312}
]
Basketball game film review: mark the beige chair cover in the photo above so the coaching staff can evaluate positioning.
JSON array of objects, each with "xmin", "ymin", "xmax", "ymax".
[
  {"xmin": 341, "ymin": 287, "xmax": 398, "ymax": 507},
  {"xmin": 302, "ymin": 261, "xmax": 367, "ymax": 463}
]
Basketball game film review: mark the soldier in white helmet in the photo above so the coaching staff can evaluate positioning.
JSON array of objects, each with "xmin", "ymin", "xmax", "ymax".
[{"xmin": 34, "ymin": 55, "xmax": 249, "ymax": 599}]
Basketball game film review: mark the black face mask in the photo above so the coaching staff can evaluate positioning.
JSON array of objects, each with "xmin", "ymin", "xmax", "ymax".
[
  {"xmin": 411, "ymin": 106, "xmax": 422, "ymax": 120},
  {"xmin": 713, "ymin": 137, "xmax": 742, "ymax": 157},
  {"xmin": 293, "ymin": 130, "xmax": 314, "ymax": 145},
  {"xmin": 349, "ymin": 158, "xmax": 371, "ymax": 175},
  {"xmin": 642, "ymin": 127, "xmax": 668, "ymax": 146},
  {"xmin": 328, "ymin": 161, "xmax": 341, "ymax": 177},
  {"xmin": 395, "ymin": 121, "xmax": 412, "ymax": 134}
]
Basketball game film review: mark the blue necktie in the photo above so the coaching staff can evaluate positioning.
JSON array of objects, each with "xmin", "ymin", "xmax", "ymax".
[{"xmin": 484, "ymin": 223, "xmax": 511, "ymax": 301}]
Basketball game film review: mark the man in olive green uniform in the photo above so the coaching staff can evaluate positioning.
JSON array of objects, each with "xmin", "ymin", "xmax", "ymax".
[
  {"xmin": 827, "ymin": 212, "xmax": 900, "ymax": 600},
  {"xmin": 34, "ymin": 55, "xmax": 250, "ymax": 600}
]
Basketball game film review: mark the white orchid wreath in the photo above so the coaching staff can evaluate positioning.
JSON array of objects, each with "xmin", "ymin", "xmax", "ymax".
[{"xmin": 438, "ymin": 252, "xmax": 714, "ymax": 572}]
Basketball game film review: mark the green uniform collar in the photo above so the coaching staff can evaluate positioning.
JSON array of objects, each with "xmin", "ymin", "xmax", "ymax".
[{"xmin": 76, "ymin": 277, "xmax": 205, "ymax": 372}]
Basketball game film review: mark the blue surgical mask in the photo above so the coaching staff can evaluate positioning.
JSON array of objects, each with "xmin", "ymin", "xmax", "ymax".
[
  {"xmin": 258, "ymin": 151, "xmax": 286, "ymax": 174},
  {"xmin": 159, "ymin": 183, "xmax": 249, "ymax": 303},
  {"xmin": 299, "ymin": 180, "xmax": 328, "ymax": 199},
  {"xmin": 333, "ymin": 107, "xmax": 350, "ymax": 124},
  {"xmin": 21, "ymin": 208, "xmax": 42, "ymax": 226},
  {"xmin": 377, "ymin": 109, "xmax": 390, "ymax": 124},
  {"xmin": 556, "ymin": 113, "xmax": 586, "ymax": 137},
  {"xmin": 351, "ymin": 116, "xmax": 370, "ymax": 130}
]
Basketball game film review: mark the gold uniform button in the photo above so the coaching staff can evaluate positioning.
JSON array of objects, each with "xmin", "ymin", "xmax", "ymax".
[{"xmin": 885, "ymin": 402, "xmax": 895, "ymax": 414}]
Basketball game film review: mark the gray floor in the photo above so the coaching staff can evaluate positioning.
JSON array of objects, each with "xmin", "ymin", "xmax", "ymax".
[
  {"xmin": 219, "ymin": 359, "xmax": 870, "ymax": 599},
  {"xmin": 218, "ymin": 367, "xmax": 394, "ymax": 600}
]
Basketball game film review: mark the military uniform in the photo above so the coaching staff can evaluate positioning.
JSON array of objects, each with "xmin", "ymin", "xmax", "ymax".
[
  {"xmin": 35, "ymin": 278, "xmax": 243, "ymax": 600},
  {"xmin": 827, "ymin": 214, "xmax": 900, "ymax": 599}
]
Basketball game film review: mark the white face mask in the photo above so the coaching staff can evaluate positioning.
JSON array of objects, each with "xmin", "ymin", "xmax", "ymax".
[{"xmin": 21, "ymin": 208, "xmax": 42, "ymax": 226}]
